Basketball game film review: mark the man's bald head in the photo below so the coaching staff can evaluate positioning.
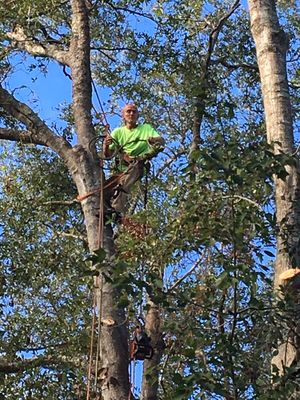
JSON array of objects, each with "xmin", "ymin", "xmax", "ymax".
[
  {"xmin": 122, "ymin": 103, "xmax": 139, "ymax": 128},
  {"xmin": 122, "ymin": 103, "xmax": 138, "ymax": 115}
]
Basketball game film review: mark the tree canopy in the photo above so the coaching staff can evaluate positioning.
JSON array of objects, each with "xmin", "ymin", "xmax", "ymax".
[{"xmin": 0, "ymin": 0, "xmax": 300, "ymax": 399}]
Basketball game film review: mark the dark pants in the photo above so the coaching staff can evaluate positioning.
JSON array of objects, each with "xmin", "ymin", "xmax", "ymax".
[{"xmin": 105, "ymin": 160, "xmax": 144, "ymax": 214}]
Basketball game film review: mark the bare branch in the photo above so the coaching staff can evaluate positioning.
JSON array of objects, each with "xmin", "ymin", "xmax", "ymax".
[
  {"xmin": 190, "ymin": 1, "xmax": 241, "ymax": 154},
  {"xmin": 222, "ymin": 194, "xmax": 263, "ymax": 210},
  {"xmin": 213, "ymin": 57, "xmax": 259, "ymax": 71},
  {"xmin": 42, "ymin": 200, "xmax": 79, "ymax": 206},
  {"xmin": 6, "ymin": 26, "xmax": 70, "ymax": 66},
  {"xmin": 91, "ymin": 46, "xmax": 139, "ymax": 54},
  {"xmin": 0, "ymin": 354, "xmax": 83, "ymax": 373},
  {"xmin": 155, "ymin": 148, "xmax": 186, "ymax": 178},
  {"xmin": 0, "ymin": 85, "xmax": 73, "ymax": 161},
  {"xmin": 167, "ymin": 255, "xmax": 205, "ymax": 293},
  {"xmin": 15, "ymin": 342, "xmax": 68, "ymax": 353},
  {"xmin": 0, "ymin": 128, "xmax": 47, "ymax": 146},
  {"xmin": 204, "ymin": 0, "xmax": 241, "ymax": 75},
  {"xmin": 55, "ymin": 231, "xmax": 87, "ymax": 243},
  {"xmin": 105, "ymin": 1, "xmax": 157, "ymax": 23}
]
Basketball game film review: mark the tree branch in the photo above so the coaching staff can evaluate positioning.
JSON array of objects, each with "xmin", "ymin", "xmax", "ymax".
[
  {"xmin": 167, "ymin": 255, "xmax": 205, "ymax": 293},
  {"xmin": 6, "ymin": 26, "xmax": 70, "ymax": 66},
  {"xmin": 42, "ymin": 200, "xmax": 79, "ymax": 206},
  {"xmin": 0, "ymin": 85, "xmax": 73, "ymax": 161},
  {"xmin": 105, "ymin": 1, "xmax": 157, "ymax": 23},
  {"xmin": 0, "ymin": 128, "xmax": 47, "ymax": 146},
  {"xmin": 213, "ymin": 57, "xmax": 259, "ymax": 71},
  {"xmin": 91, "ymin": 46, "xmax": 139, "ymax": 54},
  {"xmin": 0, "ymin": 354, "xmax": 83, "ymax": 373},
  {"xmin": 204, "ymin": 0, "xmax": 241, "ymax": 75},
  {"xmin": 222, "ymin": 194, "xmax": 262, "ymax": 210},
  {"xmin": 190, "ymin": 1, "xmax": 241, "ymax": 154},
  {"xmin": 55, "ymin": 231, "xmax": 87, "ymax": 243}
]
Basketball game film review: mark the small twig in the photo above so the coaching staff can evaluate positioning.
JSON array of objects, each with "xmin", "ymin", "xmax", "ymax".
[
  {"xmin": 105, "ymin": 1, "xmax": 157, "ymax": 23},
  {"xmin": 167, "ymin": 255, "xmax": 205, "ymax": 293},
  {"xmin": 291, "ymin": 142, "xmax": 300, "ymax": 156},
  {"xmin": 41, "ymin": 200, "xmax": 79, "ymax": 206},
  {"xmin": 91, "ymin": 46, "xmax": 139, "ymax": 55},
  {"xmin": 55, "ymin": 231, "xmax": 87, "ymax": 243},
  {"xmin": 222, "ymin": 194, "xmax": 262, "ymax": 210},
  {"xmin": 16, "ymin": 342, "xmax": 68, "ymax": 353}
]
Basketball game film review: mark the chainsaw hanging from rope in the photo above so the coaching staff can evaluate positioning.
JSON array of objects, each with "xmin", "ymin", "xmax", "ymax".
[
  {"xmin": 128, "ymin": 325, "xmax": 154, "ymax": 399},
  {"xmin": 130, "ymin": 324, "xmax": 154, "ymax": 361}
]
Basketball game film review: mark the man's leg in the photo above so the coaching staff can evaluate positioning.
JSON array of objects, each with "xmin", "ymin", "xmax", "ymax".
[
  {"xmin": 111, "ymin": 160, "xmax": 144, "ymax": 213},
  {"xmin": 103, "ymin": 172, "xmax": 122, "ymax": 212}
]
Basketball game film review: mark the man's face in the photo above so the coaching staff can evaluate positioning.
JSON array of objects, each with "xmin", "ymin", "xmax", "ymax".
[{"xmin": 123, "ymin": 105, "xmax": 138, "ymax": 126}]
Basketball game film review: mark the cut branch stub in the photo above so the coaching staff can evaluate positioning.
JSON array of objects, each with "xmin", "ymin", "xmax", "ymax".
[{"xmin": 279, "ymin": 268, "xmax": 300, "ymax": 290}]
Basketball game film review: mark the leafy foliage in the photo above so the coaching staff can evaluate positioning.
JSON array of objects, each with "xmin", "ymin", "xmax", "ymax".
[
  {"xmin": 0, "ymin": 0, "xmax": 300, "ymax": 399},
  {"xmin": 0, "ymin": 145, "xmax": 90, "ymax": 398}
]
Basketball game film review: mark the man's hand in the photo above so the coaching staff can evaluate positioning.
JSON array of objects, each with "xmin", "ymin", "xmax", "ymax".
[
  {"xmin": 148, "ymin": 136, "xmax": 165, "ymax": 147},
  {"xmin": 104, "ymin": 135, "xmax": 113, "ymax": 146},
  {"xmin": 103, "ymin": 135, "xmax": 113, "ymax": 157}
]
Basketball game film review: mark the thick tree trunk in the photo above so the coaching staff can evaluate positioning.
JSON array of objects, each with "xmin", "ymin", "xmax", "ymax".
[
  {"xmin": 248, "ymin": 0, "xmax": 300, "ymax": 376},
  {"xmin": 141, "ymin": 301, "xmax": 164, "ymax": 400},
  {"xmin": 68, "ymin": 149, "xmax": 129, "ymax": 399},
  {"xmin": 1, "ymin": 1, "xmax": 130, "ymax": 398},
  {"xmin": 70, "ymin": 0, "xmax": 95, "ymax": 153},
  {"xmin": 68, "ymin": 2, "xmax": 129, "ymax": 398}
]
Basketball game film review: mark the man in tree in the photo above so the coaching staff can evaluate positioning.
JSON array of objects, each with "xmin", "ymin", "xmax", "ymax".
[{"xmin": 103, "ymin": 103, "xmax": 165, "ymax": 215}]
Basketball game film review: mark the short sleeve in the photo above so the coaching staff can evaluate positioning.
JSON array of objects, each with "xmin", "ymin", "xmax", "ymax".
[{"xmin": 146, "ymin": 124, "xmax": 160, "ymax": 138}]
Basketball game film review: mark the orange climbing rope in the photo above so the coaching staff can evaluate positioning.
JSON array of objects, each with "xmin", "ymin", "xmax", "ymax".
[
  {"xmin": 76, "ymin": 172, "xmax": 125, "ymax": 203},
  {"xmin": 86, "ymin": 294, "xmax": 97, "ymax": 400}
]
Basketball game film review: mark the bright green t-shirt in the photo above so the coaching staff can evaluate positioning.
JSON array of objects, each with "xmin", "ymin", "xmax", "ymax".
[{"xmin": 109, "ymin": 123, "xmax": 160, "ymax": 158}]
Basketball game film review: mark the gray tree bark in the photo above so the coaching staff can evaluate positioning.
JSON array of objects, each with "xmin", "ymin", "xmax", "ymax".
[
  {"xmin": 141, "ymin": 301, "xmax": 164, "ymax": 400},
  {"xmin": 248, "ymin": 0, "xmax": 300, "ymax": 378},
  {"xmin": 1, "ymin": 0, "xmax": 130, "ymax": 398}
]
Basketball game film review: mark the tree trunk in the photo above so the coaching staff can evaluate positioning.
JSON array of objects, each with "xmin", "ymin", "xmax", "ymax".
[
  {"xmin": 0, "ymin": 0, "xmax": 130, "ymax": 398},
  {"xmin": 141, "ymin": 301, "xmax": 164, "ymax": 400},
  {"xmin": 248, "ymin": 0, "xmax": 300, "ymax": 376},
  {"xmin": 70, "ymin": 0, "xmax": 95, "ymax": 153},
  {"xmin": 67, "ymin": 1, "xmax": 130, "ymax": 398}
]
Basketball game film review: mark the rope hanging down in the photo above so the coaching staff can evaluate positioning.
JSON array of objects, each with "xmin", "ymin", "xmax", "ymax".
[
  {"xmin": 86, "ymin": 152, "xmax": 104, "ymax": 400},
  {"xmin": 86, "ymin": 97, "xmax": 108, "ymax": 399}
]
